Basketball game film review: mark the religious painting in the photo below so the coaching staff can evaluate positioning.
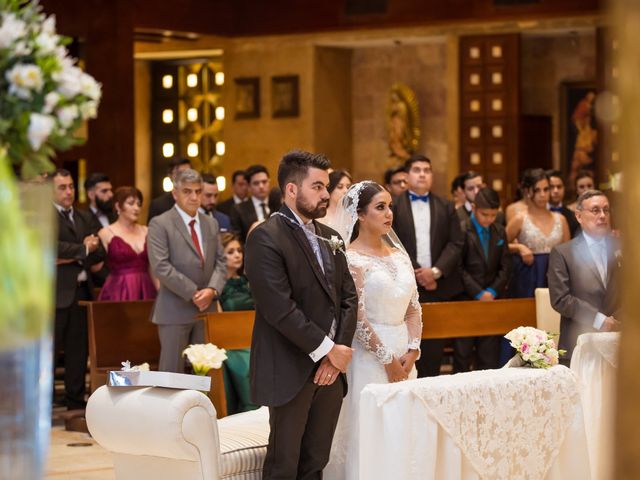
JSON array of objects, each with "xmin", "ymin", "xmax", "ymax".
[
  {"xmin": 271, "ymin": 75, "xmax": 299, "ymax": 118},
  {"xmin": 560, "ymin": 82, "xmax": 598, "ymax": 188},
  {"xmin": 386, "ymin": 83, "xmax": 420, "ymax": 165},
  {"xmin": 234, "ymin": 77, "xmax": 260, "ymax": 119}
]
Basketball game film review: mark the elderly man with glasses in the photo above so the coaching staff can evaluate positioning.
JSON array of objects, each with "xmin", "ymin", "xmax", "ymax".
[{"xmin": 548, "ymin": 189, "xmax": 621, "ymax": 363}]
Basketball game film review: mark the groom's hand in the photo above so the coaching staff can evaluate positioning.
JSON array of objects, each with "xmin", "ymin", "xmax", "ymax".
[
  {"xmin": 327, "ymin": 344, "xmax": 354, "ymax": 372},
  {"xmin": 314, "ymin": 358, "xmax": 340, "ymax": 386}
]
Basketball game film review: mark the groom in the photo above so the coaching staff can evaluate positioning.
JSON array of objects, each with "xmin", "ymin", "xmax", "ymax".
[{"xmin": 245, "ymin": 150, "xmax": 358, "ymax": 479}]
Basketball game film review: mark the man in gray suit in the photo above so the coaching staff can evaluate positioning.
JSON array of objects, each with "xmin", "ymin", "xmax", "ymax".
[
  {"xmin": 548, "ymin": 190, "xmax": 621, "ymax": 362},
  {"xmin": 148, "ymin": 169, "xmax": 227, "ymax": 372}
]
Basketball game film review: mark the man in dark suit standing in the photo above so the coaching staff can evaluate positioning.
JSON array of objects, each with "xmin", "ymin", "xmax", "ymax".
[
  {"xmin": 147, "ymin": 158, "xmax": 191, "ymax": 223},
  {"xmin": 456, "ymin": 188, "xmax": 511, "ymax": 372},
  {"xmin": 548, "ymin": 190, "xmax": 621, "ymax": 362},
  {"xmin": 83, "ymin": 172, "xmax": 116, "ymax": 287},
  {"xmin": 217, "ymin": 169, "xmax": 249, "ymax": 216},
  {"xmin": 200, "ymin": 173, "xmax": 232, "ymax": 233},
  {"xmin": 245, "ymin": 150, "xmax": 357, "ymax": 479},
  {"xmin": 230, "ymin": 164, "xmax": 274, "ymax": 242},
  {"xmin": 546, "ymin": 169, "xmax": 580, "ymax": 237},
  {"xmin": 84, "ymin": 172, "xmax": 116, "ymax": 230},
  {"xmin": 53, "ymin": 169, "xmax": 105, "ymax": 409},
  {"xmin": 392, "ymin": 155, "xmax": 464, "ymax": 377}
]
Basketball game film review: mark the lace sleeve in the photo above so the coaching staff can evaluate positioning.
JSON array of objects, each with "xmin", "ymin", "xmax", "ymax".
[
  {"xmin": 349, "ymin": 261, "xmax": 395, "ymax": 365},
  {"xmin": 406, "ymin": 284, "xmax": 423, "ymax": 351}
]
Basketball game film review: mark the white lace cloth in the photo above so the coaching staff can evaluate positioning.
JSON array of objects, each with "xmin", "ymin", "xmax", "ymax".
[
  {"xmin": 359, "ymin": 366, "xmax": 590, "ymax": 480},
  {"xmin": 571, "ymin": 332, "xmax": 619, "ymax": 480}
]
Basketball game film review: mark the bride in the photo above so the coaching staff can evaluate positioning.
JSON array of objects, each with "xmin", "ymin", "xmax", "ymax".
[{"xmin": 325, "ymin": 181, "xmax": 423, "ymax": 480}]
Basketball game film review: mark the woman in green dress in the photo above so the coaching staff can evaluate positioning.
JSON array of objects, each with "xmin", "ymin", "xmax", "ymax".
[{"xmin": 219, "ymin": 233, "xmax": 257, "ymax": 414}]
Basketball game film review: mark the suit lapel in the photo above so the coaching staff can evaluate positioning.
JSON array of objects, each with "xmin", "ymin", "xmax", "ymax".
[
  {"xmin": 429, "ymin": 194, "xmax": 437, "ymax": 252},
  {"xmin": 397, "ymin": 192, "xmax": 417, "ymax": 260},
  {"xmin": 487, "ymin": 225, "xmax": 500, "ymax": 269},
  {"xmin": 170, "ymin": 208, "xmax": 202, "ymax": 260},
  {"xmin": 315, "ymin": 222, "xmax": 337, "ymax": 303},
  {"xmin": 279, "ymin": 206, "xmax": 334, "ymax": 300}
]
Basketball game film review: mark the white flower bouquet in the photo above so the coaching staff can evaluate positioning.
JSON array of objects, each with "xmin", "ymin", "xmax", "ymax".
[
  {"xmin": 0, "ymin": 0, "xmax": 101, "ymax": 177},
  {"xmin": 504, "ymin": 326, "xmax": 566, "ymax": 369},
  {"xmin": 182, "ymin": 343, "xmax": 228, "ymax": 376}
]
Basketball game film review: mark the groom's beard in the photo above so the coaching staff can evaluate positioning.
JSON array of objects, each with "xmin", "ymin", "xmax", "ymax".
[{"xmin": 296, "ymin": 196, "xmax": 328, "ymax": 220}]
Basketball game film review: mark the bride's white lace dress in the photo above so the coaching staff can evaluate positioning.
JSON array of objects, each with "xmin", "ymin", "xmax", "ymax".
[{"xmin": 325, "ymin": 248, "xmax": 422, "ymax": 480}]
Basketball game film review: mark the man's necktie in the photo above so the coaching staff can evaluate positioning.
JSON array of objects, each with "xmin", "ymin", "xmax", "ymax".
[
  {"xmin": 549, "ymin": 206, "xmax": 563, "ymax": 213},
  {"xmin": 480, "ymin": 228, "xmax": 490, "ymax": 259},
  {"xmin": 260, "ymin": 202, "xmax": 269, "ymax": 219},
  {"xmin": 62, "ymin": 208, "xmax": 74, "ymax": 224},
  {"xmin": 189, "ymin": 219, "xmax": 205, "ymax": 266},
  {"xmin": 303, "ymin": 223, "xmax": 324, "ymax": 273},
  {"xmin": 409, "ymin": 193, "xmax": 429, "ymax": 203},
  {"xmin": 594, "ymin": 242, "xmax": 607, "ymax": 283}
]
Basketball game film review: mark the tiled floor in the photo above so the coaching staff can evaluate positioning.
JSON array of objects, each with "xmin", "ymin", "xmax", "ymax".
[{"xmin": 45, "ymin": 427, "xmax": 114, "ymax": 480}]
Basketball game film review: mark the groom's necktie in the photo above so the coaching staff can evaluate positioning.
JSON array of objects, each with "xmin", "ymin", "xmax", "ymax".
[{"xmin": 303, "ymin": 222, "xmax": 324, "ymax": 273}]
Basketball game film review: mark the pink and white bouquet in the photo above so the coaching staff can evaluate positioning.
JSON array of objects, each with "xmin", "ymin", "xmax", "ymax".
[{"xmin": 504, "ymin": 326, "xmax": 566, "ymax": 369}]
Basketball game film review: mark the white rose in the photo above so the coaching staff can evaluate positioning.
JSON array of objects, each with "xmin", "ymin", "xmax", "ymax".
[
  {"xmin": 57, "ymin": 105, "xmax": 79, "ymax": 129},
  {"xmin": 56, "ymin": 65, "xmax": 82, "ymax": 98},
  {"xmin": 34, "ymin": 32, "xmax": 58, "ymax": 55},
  {"xmin": 6, "ymin": 64, "xmax": 44, "ymax": 100},
  {"xmin": 79, "ymin": 99, "xmax": 98, "ymax": 120},
  {"xmin": 41, "ymin": 15, "xmax": 56, "ymax": 35},
  {"xmin": 43, "ymin": 92, "xmax": 60, "ymax": 114},
  {"xmin": 13, "ymin": 40, "xmax": 31, "ymax": 56},
  {"xmin": 0, "ymin": 13, "xmax": 26, "ymax": 49},
  {"xmin": 79, "ymin": 72, "xmax": 101, "ymax": 100},
  {"xmin": 27, "ymin": 113, "xmax": 56, "ymax": 150}
]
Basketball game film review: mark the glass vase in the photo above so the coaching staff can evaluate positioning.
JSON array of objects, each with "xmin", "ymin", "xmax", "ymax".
[{"xmin": 0, "ymin": 154, "xmax": 56, "ymax": 479}]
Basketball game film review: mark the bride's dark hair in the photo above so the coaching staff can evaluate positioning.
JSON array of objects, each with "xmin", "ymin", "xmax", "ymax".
[{"xmin": 350, "ymin": 182, "xmax": 385, "ymax": 243}]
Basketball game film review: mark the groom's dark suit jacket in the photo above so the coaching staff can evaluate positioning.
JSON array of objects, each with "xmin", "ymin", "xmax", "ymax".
[
  {"xmin": 548, "ymin": 233, "xmax": 622, "ymax": 358},
  {"xmin": 392, "ymin": 191, "xmax": 464, "ymax": 301},
  {"xmin": 245, "ymin": 205, "xmax": 358, "ymax": 407}
]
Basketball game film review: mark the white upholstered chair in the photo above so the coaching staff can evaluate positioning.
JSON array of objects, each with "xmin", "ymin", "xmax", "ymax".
[
  {"xmin": 86, "ymin": 385, "xmax": 269, "ymax": 480},
  {"xmin": 535, "ymin": 288, "xmax": 561, "ymax": 337}
]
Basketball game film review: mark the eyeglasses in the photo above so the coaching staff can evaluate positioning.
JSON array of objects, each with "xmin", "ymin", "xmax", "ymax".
[
  {"xmin": 581, "ymin": 207, "xmax": 611, "ymax": 216},
  {"xmin": 391, "ymin": 179, "xmax": 408, "ymax": 186}
]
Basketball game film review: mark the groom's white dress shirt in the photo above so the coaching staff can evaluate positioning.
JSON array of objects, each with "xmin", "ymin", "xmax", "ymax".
[{"xmin": 410, "ymin": 191, "xmax": 432, "ymax": 268}]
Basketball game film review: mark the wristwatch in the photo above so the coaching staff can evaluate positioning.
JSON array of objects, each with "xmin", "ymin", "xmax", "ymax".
[{"xmin": 431, "ymin": 267, "xmax": 442, "ymax": 280}]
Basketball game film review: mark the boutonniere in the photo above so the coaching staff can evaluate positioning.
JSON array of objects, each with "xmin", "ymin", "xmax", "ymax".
[
  {"xmin": 615, "ymin": 249, "xmax": 622, "ymax": 268},
  {"xmin": 327, "ymin": 235, "xmax": 345, "ymax": 255}
]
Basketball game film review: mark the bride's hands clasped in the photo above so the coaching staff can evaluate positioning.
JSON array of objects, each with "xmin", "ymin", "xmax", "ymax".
[
  {"xmin": 399, "ymin": 349, "xmax": 419, "ymax": 375},
  {"xmin": 384, "ymin": 356, "xmax": 408, "ymax": 383}
]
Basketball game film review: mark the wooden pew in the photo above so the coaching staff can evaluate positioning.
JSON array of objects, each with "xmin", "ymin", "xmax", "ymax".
[
  {"xmin": 200, "ymin": 297, "xmax": 536, "ymax": 417},
  {"xmin": 422, "ymin": 298, "xmax": 536, "ymax": 338},
  {"xmin": 81, "ymin": 300, "xmax": 159, "ymax": 392}
]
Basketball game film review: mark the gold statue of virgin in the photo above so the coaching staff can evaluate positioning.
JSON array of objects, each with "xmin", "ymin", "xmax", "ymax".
[{"xmin": 386, "ymin": 83, "xmax": 421, "ymax": 162}]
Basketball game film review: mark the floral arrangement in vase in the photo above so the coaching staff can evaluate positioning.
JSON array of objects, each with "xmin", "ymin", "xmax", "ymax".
[
  {"xmin": 0, "ymin": 0, "xmax": 101, "ymax": 347},
  {"xmin": 504, "ymin": 326, "xmax": 566, "ymax": 369},
  {"xmin": 183, "ymin": 343, "xmax": 228, "ymax": 376}
]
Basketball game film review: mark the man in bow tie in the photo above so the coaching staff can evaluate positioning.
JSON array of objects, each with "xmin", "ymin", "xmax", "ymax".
[
  {"xmin": 546, "ymin": 169, "xmax": 580, "ymax": 237},
  {"xmin": 392, "ymin": 155, "xmax": 464, "ymax": 376},
  {"xmin": 548, "ymin": 190, "xmax": 621, "ymax": 362}
]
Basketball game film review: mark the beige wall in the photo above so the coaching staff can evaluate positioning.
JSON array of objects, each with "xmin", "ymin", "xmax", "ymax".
[
  {"xmin": 520, "ymin": 30, "xmax": 597, "ymax": 170},
  {"xmin": 221, "ymin": 38, "xmax": 315, "ymax": 195}
]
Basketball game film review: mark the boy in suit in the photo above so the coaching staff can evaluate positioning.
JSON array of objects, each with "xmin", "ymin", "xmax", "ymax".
[{"xmin": 455, "ymin": 187, "xmax": 511, "ymax": 372}]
